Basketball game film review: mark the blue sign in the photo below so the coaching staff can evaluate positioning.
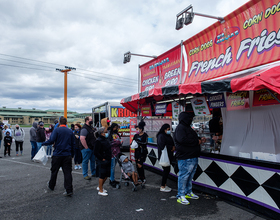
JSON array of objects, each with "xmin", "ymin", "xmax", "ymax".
[
  {"xmin": 155, "ymin": 103, "xmax": 167, "ymax": 115},
  {"xmin": 208, "ymin": 93, "xmax": 226, "ymax": 108}
]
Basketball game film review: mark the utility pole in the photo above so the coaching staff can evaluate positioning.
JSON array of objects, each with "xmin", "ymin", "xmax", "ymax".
[{"xmin": 56, "ymin": 66, "xmax": 76, "ymax": 119}]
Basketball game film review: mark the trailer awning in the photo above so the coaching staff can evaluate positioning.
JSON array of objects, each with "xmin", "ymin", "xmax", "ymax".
[{"xmin": 121, "ymin": 63, "xmax": 280, "ymax": 113}]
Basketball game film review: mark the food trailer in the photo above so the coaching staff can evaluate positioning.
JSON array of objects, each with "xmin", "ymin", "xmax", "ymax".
[{"xmin": 121, "ymin": 0, "xmax": 280, "ymax": 218}]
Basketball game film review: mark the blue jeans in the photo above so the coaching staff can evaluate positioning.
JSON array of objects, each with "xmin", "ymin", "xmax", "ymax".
[
  {"xmin": 46, "ymin": 145, "xmax": 52, "ymax": 156},
  {"xmin": 110, "ymin": 157, "xmax": 117, "ymax": 181},
  {"xmin": 0, "ymin": 140, "xmax": 2, "ymax": 149},
  {"xmin": 81, "ymin": 148, "xmax": 96, "ymax": 177},
  {"xmin": 30, "ymin": 141, "xmax": 37, "ymax": 159},
  {"xmin": 177, "ymin": 158, "xmax": 198, "ymax": 197},
  {"xmin": 36, "ymin": 142, "xmax": 43, "ymax": 152}
]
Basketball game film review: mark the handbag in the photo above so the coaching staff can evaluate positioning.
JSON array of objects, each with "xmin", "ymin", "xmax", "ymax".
[
  {"xmin": 159, "ymin": 146, "xmax": 170, "ymax": 167},
  {"xmin": 131, "ymin": 140, "xmax": 138, "ymax": 149}
]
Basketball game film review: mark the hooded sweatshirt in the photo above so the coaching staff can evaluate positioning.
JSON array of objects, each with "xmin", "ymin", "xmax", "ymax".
[
  {"xmin": 13, "ymin": 125, "xmax": 25, "ymax": 142},
  {"xmin": 174, "ymin": 112, "xmax": 200, "ymax": 160},
  {"xmin": 30, "ymin": 122, "xmax": 38, "ymax": 142},
  {"xmin": 120, "ymin": 155, "xmax": 134, "ymax": 173}
]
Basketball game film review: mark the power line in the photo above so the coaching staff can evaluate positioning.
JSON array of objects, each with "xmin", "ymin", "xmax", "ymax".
[
  {"xmin": 0, "ymin": 63, "xmax": 54, "ymax": 72},
  {"xmin": 0, "ymin": 57, "xmax": 55, "ymax": 69},
  {"xmin": 0, "ymin": 62, "xmax": 136, "ymax": 87},
  {"xmin": 0, "ymin": 59, "xmax": 136, "ymax": 84},
  {"xmin": 0, "ymin": 52, "xmax": 137, "ymax": 82},
  {"xmin": 71, "ymin": 72, "xmax": 136, "ymax": 88}
]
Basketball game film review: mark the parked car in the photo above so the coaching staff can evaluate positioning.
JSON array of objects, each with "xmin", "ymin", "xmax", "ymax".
[{"xmin": 191, "ymin": 123, "xmax": 200, "ymax": 132}]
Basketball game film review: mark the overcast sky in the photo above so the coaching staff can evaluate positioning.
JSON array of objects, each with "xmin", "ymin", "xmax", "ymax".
[{"xmin": 0, "ymin": 0, "xmax": 248, "ymax": 113}]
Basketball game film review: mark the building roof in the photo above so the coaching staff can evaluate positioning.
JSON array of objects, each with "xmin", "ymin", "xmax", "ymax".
[
  {"xmin": 0, "ymin": 107, "xmax": 45, "ymax": 113},
  {"xmin": 0, "ymin": 111, "xmax": 76, "ymax": 118},
  {"xmin": 46, "ymin": 109, "xmax": 76, "ymax": 113}
]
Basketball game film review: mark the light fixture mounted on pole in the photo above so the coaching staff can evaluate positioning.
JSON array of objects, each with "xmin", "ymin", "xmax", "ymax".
[
  {"xmin": 123, "ymin": 52, "xmax": 158, "ymax": 93},
  {"xmin": 175, "ymin": 5, "xmax": 225, "ymax": 30},
  {"xmin": 123, "ymin": 51, "xmax": 157, "ymax": 64},
  {"xmin": 56, "ymin": 66, "xmax": 76, "ymax": 119}
]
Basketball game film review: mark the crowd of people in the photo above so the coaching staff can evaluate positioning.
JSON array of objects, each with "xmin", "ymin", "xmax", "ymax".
[{"xmin": 0, "ymin": 112, "xmax": 206, "ymax": 205}]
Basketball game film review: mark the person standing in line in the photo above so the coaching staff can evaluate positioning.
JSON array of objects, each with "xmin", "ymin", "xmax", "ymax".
[
  {"xmin": 36, "ymin": 121, "xmax": 46, "ymax": 152},
  {"xmin": 13, "ymin": 124, "xmax": 25, "ymax": 156},
  {"xmin": 3, "ymin": 125, "xmax": 12, "ymax": 137},
  {"xmin": 101, "ymin": 117, "xmax": 111, "ymax": 130},
  {"xmin": 0, "ymin": 123, "xmax": 3, "ymax": 156},
  {"xmin": 157, "ymin": 123, "xmax": 175, "ymax": 192},
  {"xmin": 133, "ymin": 121, "xmax": 148, "ymax": 183},
  {"xmin": 45, "ymin": 124, "xmax": 54, "ymax": 157},
  {"xmin": 4, "ymin": 131, "xmax": 12, "ymax": 157},
  {"xmin": 73, "ymin": 124, "xmax": 82, "ymax": 170},
  {"xmin": 94, "ymin": 127, "xmax": 111, "ymax": 196},
  {"xmin": 174, "ymin": 112, "xmax": 206, "ymax": 205},
  {"xmin": 79, "ymin": 117, "xmax": 96, "ymax": 180},
  {"xmin": 30, "ymin": 121, "xmax": 38, "ymax": 160},
  {"xmin": 53, "ymin": 118, "xmax": 59, "ymax": 130},
  {"xmin": 108, "ymin": 123, "xmax": 122, "ymax": 187},
  {"xmin": 43, "ymin": 117, "xmax": 75, "ymax": 196},
  {"xmin": 70, "ymin": 124, "xmax": 75, "ymax": 131}
]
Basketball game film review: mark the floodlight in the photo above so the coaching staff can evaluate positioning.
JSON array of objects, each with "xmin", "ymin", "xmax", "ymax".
[
  {"xmin": 175, "ymin": 17, "xmax": 184, "ymax": 30},
  {"xmin": 184, "ymin": 12, "xmax": 194, "ymax": 26},
  {"xmin": 123, "ymin": 52, "xmax": 131, "ymax": 64},
  {"xmin": 175, "ymin": 4, "xmax": 225, "ymax": 30}
]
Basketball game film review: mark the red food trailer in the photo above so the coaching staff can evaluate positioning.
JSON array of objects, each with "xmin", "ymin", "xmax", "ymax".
[{"xmin": 121, "ymin": 0, "xmax": 280, "ymax": 218}]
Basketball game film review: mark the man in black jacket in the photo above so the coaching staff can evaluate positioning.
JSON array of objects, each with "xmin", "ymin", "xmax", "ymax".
[
  {"xmin": 80, "ymin": 116, "xmax": 96, "ymax": 180},
  {"xmin": 174, "ymin": 112, "xmax": 205, "ymax": 205},
  {"xmin": 36, "ymin": 121, "xmax": 46, "ymax": 152}
]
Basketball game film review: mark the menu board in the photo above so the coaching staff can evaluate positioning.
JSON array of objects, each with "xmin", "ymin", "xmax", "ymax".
[
  {"xmin": 208, "ymin": 93, "xmax": 226, "ymax": 108},
  {"xmin": 190, "ymin": 97, "xmax": 210, "ymax": 115},
  {"xmin": 226, "ymin": 92, "xmax": 249, "ymax": 111},
  {"xmin": 253, "ymin": 90, "xmax": 280, "ymax": 107},
  {"xmin": 141, "ymin": 105, "xmax": 152, "ymax": 116}
]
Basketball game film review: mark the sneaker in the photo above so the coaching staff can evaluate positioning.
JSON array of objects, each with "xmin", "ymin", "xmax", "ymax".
[
  {"xmin": 177, "ymin": 196, "xmax": 190, "ymax": 205},
  {"xmin": 185, "ymin": 192, "xmax": 199, "ymax": 200},
  {"xmin": 165, "ymin": 186, "xmax": 172, "ymax": 191},
  {"xmin": 47, "ymin": 181, "xmax": 54, "ymax": 191},
  {"xmin": 78, "ymin": 165, "xmax": 82, "ymax": 169},
  {"xmin": 96, "ymin": 187, "xmax": 107, "ymax": 193},
  {"xmin": 84, "ymin": 176, "xmax": 91, "ymax": 180},
  {"xmin": 63, "ymin": 191, "xmax": 73, "ymax": 197},
  {"xmin": 74, "ymin": 165, "xmax": 78, "ymax": 170},
  {"xmin": 142, "ymin": 179, "xmax": 146, "ymax": 184},
  {"xmin": 160, "ymin": 187, "xmax": 172, "ymax": 192},
  {"xmin": 98, "ymin": 191, "xmax": 108, "ymax": 196}
]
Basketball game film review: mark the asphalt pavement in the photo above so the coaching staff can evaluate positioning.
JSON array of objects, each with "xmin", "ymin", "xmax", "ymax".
[{"xmin": 0, "ymin": 127, "xmax": 268, "ymax": 220}]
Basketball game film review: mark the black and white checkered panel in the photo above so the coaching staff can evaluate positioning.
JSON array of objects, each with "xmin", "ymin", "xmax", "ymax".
[{"xmin": 145, "ymin": 145, "xmax": 280, "ymax": 214}]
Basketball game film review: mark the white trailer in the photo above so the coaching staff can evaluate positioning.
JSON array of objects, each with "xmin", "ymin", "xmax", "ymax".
[{"xmin": 92, "ymin": 102, "xmax": 137, "ymax": 148}]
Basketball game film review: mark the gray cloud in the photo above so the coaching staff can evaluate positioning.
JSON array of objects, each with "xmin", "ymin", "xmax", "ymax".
[{"xmin": 0, "ymin": 0, "xmax": 248, "ymax": 112}]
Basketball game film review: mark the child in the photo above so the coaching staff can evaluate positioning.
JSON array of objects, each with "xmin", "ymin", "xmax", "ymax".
[
  {"xmin": 120, "ymin": 155, "xmax": 138, "ymax": 185},
  {"xmin": 4, "ymin": 131, "xmax": 12, "ymax": 157}
]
